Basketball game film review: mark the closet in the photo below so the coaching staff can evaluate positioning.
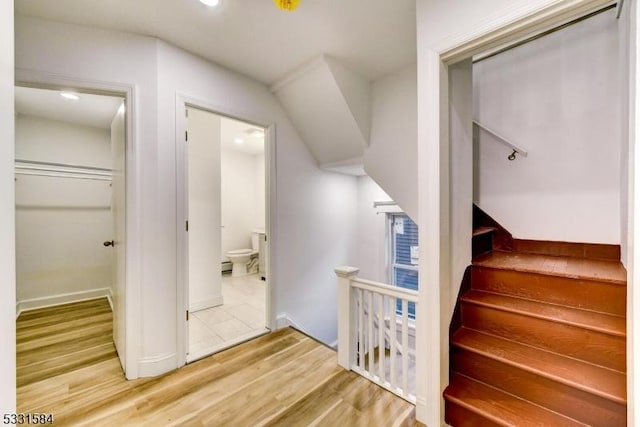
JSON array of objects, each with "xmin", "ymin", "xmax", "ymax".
[{"xmin": 14, "ymin": 86, "xmax": 126, "ymax": 382}]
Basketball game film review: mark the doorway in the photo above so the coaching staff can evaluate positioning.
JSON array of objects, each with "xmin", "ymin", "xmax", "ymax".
[
  {"xmin": 178, "ymin": 103, "xmax": 271, "ymax": 363},
  {"xmin": 14, "ymin": 85, "xmax": 128, "ymax": 383}
]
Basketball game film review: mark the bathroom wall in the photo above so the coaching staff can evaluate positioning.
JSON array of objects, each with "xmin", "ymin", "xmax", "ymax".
[
  {"xmin": 15, "ymin": 115, "xmax": 113, "ymax": 306},
  {"xmin": 221, "ymin": 146, "xmax": 265, "ymax": 260}
]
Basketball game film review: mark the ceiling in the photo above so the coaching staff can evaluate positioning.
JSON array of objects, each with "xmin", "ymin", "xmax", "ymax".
[
  {"xmin": 15, "ymin": 0, "xmax": 417, "ymax": 85},
  {"xmin": 15, "ymin": 86, "xmax": 124, "ymax": 129},
  {"xmin": 221, "ymin": 116, "xmax": 265, "ymax": 156}
]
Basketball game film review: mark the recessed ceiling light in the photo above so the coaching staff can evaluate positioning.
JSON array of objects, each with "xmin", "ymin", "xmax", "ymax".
[
  {"xmin": 199, "ymin": 0, "xmax": 220, "ymax": 6},
  {"xmin": 234, "ymin": 138, "xmax": 244, "ymax": 144},
  {"xmin": 60, "ymin": 91, "xmax": 80, "ymax": 101}
]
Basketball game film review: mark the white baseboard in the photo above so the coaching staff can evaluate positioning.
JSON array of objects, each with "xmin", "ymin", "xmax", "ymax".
[
  {"xmin": 275, "ymin": 312, "xmax": 302, "ymax": 330},
  {"xmin": 17, "ymin": 287, "xmax": 113, "ymax": 315},
  {"xmin": 137, "ymin": 352, "xmax": 177, "ymax": 377},
  {"xmin": 276, "ymin": 313, "xmax": 337, "ymax": 348},
  {"xmin": 106, "ymin": 288, "xmax": 114, "ymax": 311},
  {"xmin": 189, "ymin": 295, "xmax": 224, "ymax": 312}
]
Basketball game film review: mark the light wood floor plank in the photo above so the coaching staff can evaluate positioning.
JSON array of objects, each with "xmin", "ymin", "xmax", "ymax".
[{"xmin": 17, "ymin": 299, "xmax": 415, "ymax": 426}]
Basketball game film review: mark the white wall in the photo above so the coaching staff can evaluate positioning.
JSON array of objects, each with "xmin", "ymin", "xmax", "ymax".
[
  {"xmin": 16, "ymin": 14, "xmax": 358, "ymax": 371},
  {"xmin": 0, "ymin": 0, "xmax": 15, "ymax": 413},
  {"xmin": 365, "ymin": 65, "xmax": 418, "ymax": 222},
  {"xmin": 157, "ymin": 40, "xmax": 358, "ymax": 346},
  {"xmin": 16, "ymin": 115, "xmax": 111, "ymax": 167},
  {"xmin": 255, "ymin": 153, "xmax": 266, "ymax": 230},
  {"xmin": 418, "ymin": 0, "xmax": 562, "ymax": 51},
  {"xmin": 354, "ymin": 176, "xmax": 393, "ymax": 282},
  {"xmin": 474, "ymin": 9, "xmax": 621, "ymax": 244},
  {"xmin": 16, "ymin": 118, "xmax": 113, "ymax": 304},
  {"xmin": 187, "ymin": 108, "xmax": 222, "ymax": 311},
  {"xmin": 221, "ymin": 148, "xmax": 265, "ymax": 259}
]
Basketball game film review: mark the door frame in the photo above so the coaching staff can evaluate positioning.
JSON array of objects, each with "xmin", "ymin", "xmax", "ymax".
[
  {"xmin": 175, "ymin": 93, "xmax": 276, "ymax": 367},
  {"xmin": 413, "ymin": 0, "xmax": 621, "ymax": 424},
  {"xmin": 14, "ymin": 68, "xmax": 141, "ymax": 380}
]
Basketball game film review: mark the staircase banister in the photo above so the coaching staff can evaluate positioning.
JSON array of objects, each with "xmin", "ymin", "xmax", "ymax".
[
  {"xmin": 350, "ymin": 277, "xmax": 419, "ymax": 303},
  {"xmin": 473, "ymin": 120, "xmax": 529, "ymax": 158}
]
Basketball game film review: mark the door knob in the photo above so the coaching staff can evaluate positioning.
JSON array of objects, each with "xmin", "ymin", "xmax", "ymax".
[{"xmin": 103, "ymin": 240, "xmax": 115, "ymax": 247}]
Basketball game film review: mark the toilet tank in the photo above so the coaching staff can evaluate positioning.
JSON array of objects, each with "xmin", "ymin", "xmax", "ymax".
[{"xmin": 251, "ymin": 229, "xmax": 265, "ymax": 251}]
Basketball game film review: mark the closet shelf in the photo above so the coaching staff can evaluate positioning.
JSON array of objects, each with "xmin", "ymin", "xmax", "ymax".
[{"xmin": 15, "ymin": 159, "xmax": 113, "ymax": 181}]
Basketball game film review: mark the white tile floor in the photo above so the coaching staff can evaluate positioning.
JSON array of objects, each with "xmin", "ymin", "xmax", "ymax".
[{"xmin": 188, "ymin": 273, "xmax": 268, "ymax": 362}]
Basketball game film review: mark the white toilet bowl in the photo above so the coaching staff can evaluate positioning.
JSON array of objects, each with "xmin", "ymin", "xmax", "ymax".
[{"xmin": 226, "ymin": 249, "xmax": 257, "ymax": 277}]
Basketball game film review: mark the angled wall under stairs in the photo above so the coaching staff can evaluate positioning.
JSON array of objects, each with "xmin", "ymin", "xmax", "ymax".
[{"xmin": 444, "ymin": 206, "xmax": 627, "ymax": 426}]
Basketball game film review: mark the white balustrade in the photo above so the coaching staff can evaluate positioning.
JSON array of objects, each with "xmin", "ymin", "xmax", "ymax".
[{"xmin": 336, "ymin": 266, "xmax": 418, "ymax": 403}]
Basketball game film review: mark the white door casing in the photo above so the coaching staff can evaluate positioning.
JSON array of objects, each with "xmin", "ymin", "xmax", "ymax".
[
  {"xmin": 175, "ymin": 94, "xmax": 276, "ymax": 366},
  {"xmin": 110, "ymin": 101, "xmax": 127, "ymax": 372},
  {"xmin": 186, "ymin": 106, "xmax": 223, "ymax": 313}
]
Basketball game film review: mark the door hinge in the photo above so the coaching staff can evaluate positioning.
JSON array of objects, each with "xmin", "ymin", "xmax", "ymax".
[
  {"xmin": 185, "ymin": 131, "xmax": 188, "ymax": 142},
  {"xmin": 186, "ymin": 220, "xmax": 189, "ymax": 232},
  {"xmin": 186, "ymin": 310, "xmax": 189, "ymax": 321}
]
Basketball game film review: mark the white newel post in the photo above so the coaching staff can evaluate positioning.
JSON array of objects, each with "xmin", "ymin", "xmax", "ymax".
[{"xmin": 335, "ymin": 266, "xmax": 359, "ymax": 370}]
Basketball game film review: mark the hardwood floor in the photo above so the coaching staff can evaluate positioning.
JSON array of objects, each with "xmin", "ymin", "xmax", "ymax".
[{"xmin": 17, "ymin": 299, "xmax": 415, "ymax": 426}]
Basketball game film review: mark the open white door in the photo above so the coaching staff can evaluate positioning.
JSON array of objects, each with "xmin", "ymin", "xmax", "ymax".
[
  {"xmin": 110, "ymin": 102, "xmax": 126, "ymax": 372},
  {"xmin": 185, "ymin": 106, "xmax": 223, "ymax": 361}
]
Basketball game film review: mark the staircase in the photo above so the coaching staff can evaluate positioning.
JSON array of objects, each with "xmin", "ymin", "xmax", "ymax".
[{"xmin": 444, "ymin": 211, "xmax": 627, "ymax": 426}]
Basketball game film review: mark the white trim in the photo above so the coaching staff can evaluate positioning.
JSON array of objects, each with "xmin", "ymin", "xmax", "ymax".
[
  {"xmin": 189, "ymin": 296, "xmax": 224, "ymax": 313},
  {"xmin": 106, "ymin": 288, "xmax": 114, "ymax": 312},
  {"xmin": 175, "ymin": 93, "xmax": 276, "ymax": 368},
  {"xmin": 16, "ymin": 288, "xmax": 113, "ymax": 314},
  {"xmin": 436, "ymin": 0, "xmax": 615, "ymax": 62},
  {"xmin": 275, "ymin": 312, "xmax": 314, "ymax": 336},
  {"xmin": 137, "ymin": 352, "xmax": 177, "ymax": 378},
  {"xmin": 13, "ymin": 69, "xmax": 140, "ymax": 380},
  {"xmin": 617, "ymin": 0, "xmax": 625, "ymax": 19},
  {"xmin": 275, "ymin": 312, "xmax": 300, "ymax": 330}
]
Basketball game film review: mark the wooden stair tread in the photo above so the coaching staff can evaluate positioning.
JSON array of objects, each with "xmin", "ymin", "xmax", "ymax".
[
  {"xmin": 473, "ymin": 251, "xmax": 626, "ymax": 285},
  {"xmin": 461, "ymin": 290, "xmax": 625, "ymax": 337},
  {"xmin": 473, "ymin": 227, "xmax": 497, "ymax": 237},
  {"xmin": 444, "ymin": 373, "xmax": 586, "ymax": 427},
  {"xmin": 452, "ymin": 328, "xmax": 626, "ymax": 404}
]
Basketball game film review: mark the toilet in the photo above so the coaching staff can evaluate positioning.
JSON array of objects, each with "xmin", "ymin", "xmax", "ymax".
[{"xmin": 226, "ymin": 230, "xmax": 264, "ymax": 277}]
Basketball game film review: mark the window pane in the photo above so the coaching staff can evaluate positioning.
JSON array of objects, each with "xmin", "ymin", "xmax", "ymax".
[
  {"xmin": 393, "ymin": 215, "xmax": 418, "ymax": 266},
  {"xmin": 394, "ymin": 267, "xmax": 417, "ymax": 319}
]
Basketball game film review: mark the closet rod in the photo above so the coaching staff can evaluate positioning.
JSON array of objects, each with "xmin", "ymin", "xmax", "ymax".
[
  {"xmin": 14, "ymin": 170, "xmax": 112, "ymax": 181},
  {"xmin": 16, "ymin": 164, "xmax": 112, "ymax": 177}
]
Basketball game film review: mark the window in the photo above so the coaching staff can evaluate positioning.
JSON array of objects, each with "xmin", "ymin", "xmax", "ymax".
[{"xmin": 389, "ymin": 213, "xmax": 418, "ymax": 319}]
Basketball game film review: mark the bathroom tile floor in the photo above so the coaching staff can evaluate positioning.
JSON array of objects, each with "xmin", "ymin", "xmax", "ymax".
[{"xmin": 188, "ymin": 273, "xmax": 268, "ymax": 362}]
